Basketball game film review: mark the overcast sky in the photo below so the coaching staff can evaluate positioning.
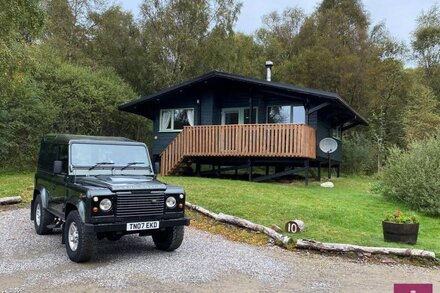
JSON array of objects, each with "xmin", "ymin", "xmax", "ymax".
[{"xmin": 120, "ymin": 0, "xmax": 438, "ymax": 44}]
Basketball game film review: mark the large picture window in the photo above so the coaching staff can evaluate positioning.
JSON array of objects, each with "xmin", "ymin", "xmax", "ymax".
[
  {"xmin": 221, "ymin": 107, "xmax": 257, "ymax": 125},
  {"xmin": 160, "ymin": 108, "xmax": 194, "ymax": 131},
  {"xmin": 267, "ymin": 105, "xmax": 305, "ymax": 124}
]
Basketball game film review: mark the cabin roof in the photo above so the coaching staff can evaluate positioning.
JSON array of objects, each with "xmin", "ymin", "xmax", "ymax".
[{"xmin": 119, "ymin": 70, "xmax": 368, "ymax": 126}]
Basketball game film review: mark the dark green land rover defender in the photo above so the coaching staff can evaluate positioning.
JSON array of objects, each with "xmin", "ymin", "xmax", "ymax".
[{"xmin": 30, "ymin": 134, "xmax": 190, "ymax": 262}]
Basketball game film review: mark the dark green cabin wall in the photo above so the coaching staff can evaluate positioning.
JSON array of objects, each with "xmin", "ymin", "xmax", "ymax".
[
  {"xmin": 315, "ymin": 112, "xmax": 342, "ymax": 162},
  {"xmin": 150, "ymin": 86, "xmax": 342, "ymax": 163}
]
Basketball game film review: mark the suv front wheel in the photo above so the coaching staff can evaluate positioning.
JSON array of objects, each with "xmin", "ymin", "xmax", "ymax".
[
  {"xmin": 64, "ymin": 211, "xmax": 94, "ymax": 262},
  {"xmin": 152, "ymin": 226, "xmax": 184, "ymax": 251}
]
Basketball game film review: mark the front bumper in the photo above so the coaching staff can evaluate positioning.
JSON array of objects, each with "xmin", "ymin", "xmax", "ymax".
[{"xmin": 84, "ymin": 217, "xmax": 190, "ymax": 233}]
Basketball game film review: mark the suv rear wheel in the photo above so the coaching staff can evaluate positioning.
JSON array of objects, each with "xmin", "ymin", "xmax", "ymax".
[
  {"xmin": 152, "ymin": 226, "xmax": 184, "ymax": 251},
  {"xmin": 33, "ymin": 194, "xmax": 55, "ymax": 235},
  {"xmin": 64, "ymin": 211, "xmax": 94, "ymax": 262}
]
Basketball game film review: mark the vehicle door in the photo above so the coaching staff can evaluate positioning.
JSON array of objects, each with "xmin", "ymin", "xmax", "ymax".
[{"xmin": 48, "ymin": 144, "xmax": 68, "ymax": 215}]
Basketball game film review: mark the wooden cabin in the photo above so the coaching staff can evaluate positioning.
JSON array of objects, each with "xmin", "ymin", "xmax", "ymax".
[{"xmin": 119, "ymin": 70, "xmax": 368, "ymax": 183}]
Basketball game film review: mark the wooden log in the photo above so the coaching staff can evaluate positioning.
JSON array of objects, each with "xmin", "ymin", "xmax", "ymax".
[
  {"xmin": 0, "ymin": 196, "xmax": 22, "ymax": 205},
  {"xmin": 296, "ymin": 239, "xmax": 436, "ymax": 259},
  {"xmin": 186, "ymin": 202, "xmax": 292, "ymax": 247}
]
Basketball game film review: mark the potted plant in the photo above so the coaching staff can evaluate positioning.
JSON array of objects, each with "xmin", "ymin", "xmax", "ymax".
[{"xmin": 383, "ymin": 210, "xmax": 419, "ymax": 245}]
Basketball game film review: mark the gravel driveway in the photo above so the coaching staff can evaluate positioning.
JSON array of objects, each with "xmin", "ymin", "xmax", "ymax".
[{"xmin": 0, "ymin": 209, "xmax": 438, "ymax": 292}]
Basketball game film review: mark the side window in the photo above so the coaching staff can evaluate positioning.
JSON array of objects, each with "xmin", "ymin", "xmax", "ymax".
[
  {"xmin": 38, "ymin": 143, "xmax": 58, "ymax": 172},
  {"xmin": 38, "ymin": 142, "xmax": 49, "ymax": 171},
  {"xmin": 331, "ymin": 127, "xmax": 342, "ymax": 140},
  {"xmin": 58, "ymin": 144, "xmax": 68, "ymax": 173}
]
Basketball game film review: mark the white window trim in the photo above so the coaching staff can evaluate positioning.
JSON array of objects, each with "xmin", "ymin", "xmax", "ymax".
[
  {"xmin": 221, "ymin": 107, "xmax": 258, "ymax": 125},
  {"xmin": 159, "ymin": 108, "xmax": 194, "ymax": 132},
  {"xmin": 266, "ymin": 105, "xmax": 306, "ymax": 124}
]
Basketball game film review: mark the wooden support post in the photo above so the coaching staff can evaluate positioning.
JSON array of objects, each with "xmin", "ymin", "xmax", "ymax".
[
  {"xmin": 304, "ymin": 160, "xmax": 309, "ymax": 186},
  {"xmin": 317, "ymin": 162, "xmax": 321, "ymax": 181},
  {"xmin": 196, "ymin": 163, "xmax": 201, "ymax": 176},
  {"xmin": 248, "ymin": 158, "xmax": 253, "ymax": 182}
]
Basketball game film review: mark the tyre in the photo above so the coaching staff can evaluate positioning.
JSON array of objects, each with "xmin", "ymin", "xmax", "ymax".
[
  {"xmin": 64, "ymin": 210, "xmax": 94, "ymax": 262},
  {"xmin": 152, "ymin": 226, "xmax": 184, "ymax": 251},
  {"xmin": 33, "ymin": 194, "xmax": 55, "ymax": 235}
]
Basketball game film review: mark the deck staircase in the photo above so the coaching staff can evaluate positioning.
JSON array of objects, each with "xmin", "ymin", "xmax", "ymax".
[{"xmin": 159, "ymin": 124, "xmax": 317, "ymax": 176}]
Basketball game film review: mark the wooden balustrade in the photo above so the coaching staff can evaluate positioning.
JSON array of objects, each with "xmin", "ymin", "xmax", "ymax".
[{"xmin": 160, "ymin": 124, "xmax": 316, "ymax": 175}]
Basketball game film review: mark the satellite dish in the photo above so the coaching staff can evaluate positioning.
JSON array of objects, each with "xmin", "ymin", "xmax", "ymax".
[{"xmin": 319, "ymin": 138, "xmax": 338, "ymax": 154}]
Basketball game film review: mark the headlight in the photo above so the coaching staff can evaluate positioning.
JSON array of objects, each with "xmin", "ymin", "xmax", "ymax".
[
  {"xmin": 165, "ymin": 196, "xmax": 177, "ymax": 208},
  {"xmin": 99, "ymin": 198, "xmax": 112, "ymax": 211}
]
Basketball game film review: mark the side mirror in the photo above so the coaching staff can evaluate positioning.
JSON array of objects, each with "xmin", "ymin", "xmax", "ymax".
[{"xmin": 53, "ymin": 160, "xmax": 63, "ymax": 174}]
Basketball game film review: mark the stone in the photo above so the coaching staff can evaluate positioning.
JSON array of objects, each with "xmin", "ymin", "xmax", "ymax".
[{"xmin": 320, "ymin": 181, "xmax": 334, "ymax": 188}]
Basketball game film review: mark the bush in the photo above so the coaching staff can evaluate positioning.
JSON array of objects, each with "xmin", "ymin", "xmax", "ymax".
[
  {"xmin": 379, "ymin": 134, "xmax": 440, "ymax": 215},
  {"xmin": 341, "ymin": 132, "xmax": 377, "ymax": 175}
]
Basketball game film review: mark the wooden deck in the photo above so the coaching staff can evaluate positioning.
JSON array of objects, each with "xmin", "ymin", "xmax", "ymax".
[{"xmin": 160, "ymin": 124, "xmax": 317, "ymax": 175}]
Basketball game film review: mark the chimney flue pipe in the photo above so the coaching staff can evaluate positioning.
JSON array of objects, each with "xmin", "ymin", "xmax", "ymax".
[{"xmin": 265, "ymin": 61, "xmax": 273, "ymax": 81}]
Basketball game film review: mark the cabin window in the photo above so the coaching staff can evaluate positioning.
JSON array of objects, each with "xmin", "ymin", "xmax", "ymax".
[
  {"xmin": 331, "ymin": 126, "xmax": 342, "ymax": 139},
  {"xmin": 221, "ymin": 107, "xmax": 257, "ymax": 124},
  {"xmin": 267, "ymin": 105, "xmax": 305, "ymax": 124},
  {"xmin": 160, "ymin": 108, "xmax": 194, "ymax": 131}
]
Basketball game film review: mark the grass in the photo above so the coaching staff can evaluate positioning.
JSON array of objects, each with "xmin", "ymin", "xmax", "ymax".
[
  {"xmin": 0, "ymin": 172, "xmax": 34, "ymax": 202},
  {"xmin": 2, "ymin": 172, "xmax": 439, "ymax": 255},
  {"xmin": 161, "ymin": 175, "xmax": 440, "ymax": 255}
]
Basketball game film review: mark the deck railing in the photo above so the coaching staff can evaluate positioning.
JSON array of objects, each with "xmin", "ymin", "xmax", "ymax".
[{"xmin": 160, "ymin": 124, "xmax": 316, "ymax": 175}]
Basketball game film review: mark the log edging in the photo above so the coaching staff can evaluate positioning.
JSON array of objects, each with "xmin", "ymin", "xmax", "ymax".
[
  {"xmin": 186, "ymin": 202, "xmax": 437, "ymax": 260},
  {"xmin": 296, "ymin": 239, "xmax": 436, "ymax": 259},
  {"xmin": 185, "ymin": 202, "xmax": 292, "ymax": 247},
  {"xmin": 0, "ymin": 196, "xmax": 22, "ymax": 205}
]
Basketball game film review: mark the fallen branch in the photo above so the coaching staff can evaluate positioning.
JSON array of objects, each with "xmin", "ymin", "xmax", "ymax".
[
  {"xmin": 296, "ymin": 239, "xmax": 436, "ymax": 259},
  {"xmin": 186, "ymin": 201, "xmax": 292, "ymax": 247},
  {"xmin": 0, "ymin": 196, "xmax": 22, "ymax": 205}
]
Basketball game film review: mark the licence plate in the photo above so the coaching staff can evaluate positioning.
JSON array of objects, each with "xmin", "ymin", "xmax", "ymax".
[{"xmin": 126, "ymin": 221, "xmax": 159, "ymax": 231}]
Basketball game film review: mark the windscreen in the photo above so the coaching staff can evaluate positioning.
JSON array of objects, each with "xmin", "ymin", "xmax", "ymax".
[{"xmin": 71, "ymin": 143, "xmax": 150, "ymax": 169}]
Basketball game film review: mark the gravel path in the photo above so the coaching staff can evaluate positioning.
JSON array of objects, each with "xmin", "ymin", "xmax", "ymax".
[{"xmin": 0, "ymin": 209, "xmax": 438, "ymax": 292}]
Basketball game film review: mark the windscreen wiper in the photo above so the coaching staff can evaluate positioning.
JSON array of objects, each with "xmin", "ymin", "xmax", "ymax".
[
  {"xmin": 88, "ymin": 162, "xmax": 114, "ymax": 170},
  {"xmin": 121, "ymin": 161, "xmax": 146, "ymax": 171}
]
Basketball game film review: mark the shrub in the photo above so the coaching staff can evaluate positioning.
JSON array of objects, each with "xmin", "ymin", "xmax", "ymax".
[
  {"xmin": 341, "ymin": 132, "xmax": 377, "ymax": 175},
  {"xmin": 379, "ymin": 134, "xmax": 440, "ymax": 215},
  {"xmin": 384, "ymin": 210, "xmax": 418, "ymax": 224}
]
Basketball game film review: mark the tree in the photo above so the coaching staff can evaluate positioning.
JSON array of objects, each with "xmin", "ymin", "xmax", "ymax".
[
  {"xmin": 44, "ymin": 0, "xmax": 105, "ymax": 62},
  {"xmin": 139, "ymin": 0, "xmax": 242, "ymax": 90},
  {"xmin": 86, "ymin": 6, "xmax": 153, "ymax": 93},
  {"xmin": 412, "ymin": 4, "xmax": 440, "ymax": 99},
  {"xmin": 402, "ymin": 82, "xmax": 440, "ymax": 143}
]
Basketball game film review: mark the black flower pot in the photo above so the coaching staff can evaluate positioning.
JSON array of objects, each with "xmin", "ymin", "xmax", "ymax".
[{"xmin": 382, "ymin": 221, "xmax": 419, "ymax": 245}]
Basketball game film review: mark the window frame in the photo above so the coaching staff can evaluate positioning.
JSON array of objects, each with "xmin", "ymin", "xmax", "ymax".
[
  {"xmin": 221, "ymin": 107, "xmax": 258, "ymax": 125},
  {"xmin": 266, "ymin": 105, "xmax": 306, "ymax": 124},
  {"xmin": 159, "ymin": 108, "xmax": 194, "ymax": 132}
]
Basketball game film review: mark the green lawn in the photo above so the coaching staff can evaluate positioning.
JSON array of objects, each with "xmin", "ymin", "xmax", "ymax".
[
  {"xmin": 1, "ymin": 172, "xmax": 439, "ymax": 254},
  {"xmin": 0, "ymin": 172, "xmax": 34, "ymax": 202},
  {"xmin": 162, "ymin": 175, "xmax": 440, "ymax": 254}
]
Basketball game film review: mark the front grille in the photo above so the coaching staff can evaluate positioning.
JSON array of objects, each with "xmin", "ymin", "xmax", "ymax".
[{"xmin": 116, "ymin": 193, "xmax": 164, "ymax": 218}]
